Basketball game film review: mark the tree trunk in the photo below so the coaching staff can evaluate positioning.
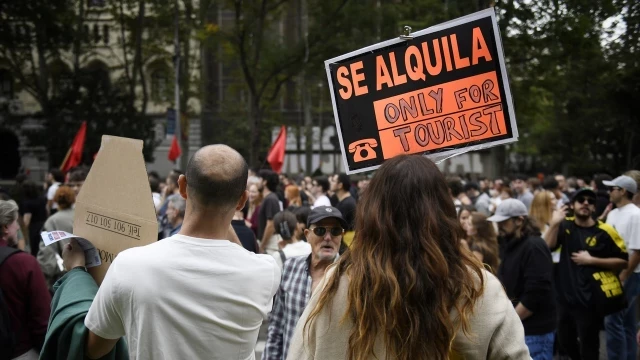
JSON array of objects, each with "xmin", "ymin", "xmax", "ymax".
[
  {"xmin": 180, "ymin": 0, "xmax": 192, "ymax": 168},
  {"xmin": 318, "ymin": 84, "xmax": 324, "ymax": 173},
  {"xmin": 303, "ymin": 85, "xmax": 312, "ymax": 175},
  {"xmin": 200, "ymin": 0, "xmax": 219, "ymax": 145},
  {"xmin": 249, "ymin": 99, "xmax": 263, "ymax": 168},
  {"xmin": 301, "ymin": 0, "xmax": 312, "ymax": 175}
]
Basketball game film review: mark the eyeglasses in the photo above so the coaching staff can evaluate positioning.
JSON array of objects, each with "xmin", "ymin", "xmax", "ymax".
[
  {"xmin": 311, "ymin": 226, "xmax": 344, "ymax": 237},
  {"xmin": 609, "ymin": 187, "xmax": 622, "ymax": 192},
  {"xmin": 576, "ymin": 196, "xmax": 596, "ymax": 205}
]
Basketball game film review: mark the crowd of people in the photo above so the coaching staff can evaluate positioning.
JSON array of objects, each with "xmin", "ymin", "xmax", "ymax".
[{"xmin": 1, "ymin": 149, "xmax": 640, "ymax": 360}]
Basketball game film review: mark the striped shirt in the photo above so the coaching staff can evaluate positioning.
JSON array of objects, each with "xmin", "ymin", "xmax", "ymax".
[{"xmin": 262, "ymin": 255, "xmax": 313, "ymax": 360}]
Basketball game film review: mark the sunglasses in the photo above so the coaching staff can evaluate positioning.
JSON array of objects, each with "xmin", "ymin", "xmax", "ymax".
[
  {"xmin": 576, "ymin": 196, "xmax": 596, "ymax": 205},
  {"xmin": 311, "ymin": 226, "xmax": 344, "ymax": 237}
]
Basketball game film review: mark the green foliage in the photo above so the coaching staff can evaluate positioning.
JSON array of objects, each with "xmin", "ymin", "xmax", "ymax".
[
  {"xmin": 498, "ymin": 0, "xmax": 640, "ymax": 174},
  {"xmin": 24, "ymin": 76, "xmax": 157, "ymax": 165},
  {"xmin": 0, "ymin": 0, "xmax": 168, "ymax": 166}
]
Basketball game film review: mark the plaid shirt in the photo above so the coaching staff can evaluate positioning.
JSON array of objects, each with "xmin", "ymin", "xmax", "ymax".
[{"xmin": 262, "ymin": 255, "xmax": 313, "ymax": 360}]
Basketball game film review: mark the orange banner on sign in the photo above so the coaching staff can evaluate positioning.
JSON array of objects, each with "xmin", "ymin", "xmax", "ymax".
[
  {"xmin": 379, "ymin": 103, "xmax": 506, "ymax": 159},
  {"xmin": 373, "ymin": 71, "xmax": 501, "ymax": 131}
]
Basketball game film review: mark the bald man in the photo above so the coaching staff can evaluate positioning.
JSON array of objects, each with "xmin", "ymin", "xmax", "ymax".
[{"xmin": 75, "ymin": 145, "xmax": 281, "ymax": 359}]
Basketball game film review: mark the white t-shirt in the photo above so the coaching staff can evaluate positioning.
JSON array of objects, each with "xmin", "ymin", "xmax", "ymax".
[
  {"xmin": 607, "ymin": 203, "xmax": 640, "ymax": 272},
  {"xmin": 151, "ymin": 192, "xmax": 162, "ymax": 211},
  {"xmin": 313, "ymin": 194, "xmax": 331, "ymax": 208},
  {"xmin": 271, "ymin": 241, "xmax": 312, "ymax": 269},
  {"xmin": 85, "ymin": 234, "xmax": 281, "ymax": 360},
  {"xmin": 47, "ymin": 182, "xmax": 61, "ymax": 209}
]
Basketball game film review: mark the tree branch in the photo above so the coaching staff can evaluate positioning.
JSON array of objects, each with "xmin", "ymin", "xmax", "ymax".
[
  {"xmin": 251, "ymin": 0, "xmax": 268, "ymax": 68},
  {"xmin": 118, "ymin": 0, "xmax": 134, "ymax": 96},
  {"xmin": 234, "ymin": 0, "xmax": 258, "ymax": 97}
]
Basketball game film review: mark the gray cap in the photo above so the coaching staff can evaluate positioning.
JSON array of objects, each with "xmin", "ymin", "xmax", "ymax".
[
  {"xmin": 487, "ymin": 199, "xmax": 529, "ymax": 222},
  {"xmin": 603, "ymin": 175, "xmax": 637, "ymax": 194}
]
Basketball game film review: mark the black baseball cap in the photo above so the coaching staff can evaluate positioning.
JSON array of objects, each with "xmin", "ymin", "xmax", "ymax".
[
  {"xmin": 307, "ymin": 206, "xmax": 348, "ymax": 229},
  {"xmin": 571, "ymin": 188, "xmax": 596, "ymax": 202}
]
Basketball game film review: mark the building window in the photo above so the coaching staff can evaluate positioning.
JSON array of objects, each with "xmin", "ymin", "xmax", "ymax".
[
  {"xmin": 51, "ymin": 72, "xmax": 73, "ymax": 97},
  {"xmin": 83, "ymin": 61, "xmax": 111, "ymax": 92},
  {"xmin": 151, "ymin": 69, "xmax": 169, "ymax": 102},
  {"xmin": 83, "ymin": 25, "xmax": 90, "ymax": 43},
  {"xmin": 0, "ymin": 70, "xmax": 14, "ymax": 99},
  {"xmin": 88, "ymin": 0, "xmax": 106, "ymax": 7},
  {"xmin": 50, "ymin": 60, "xmax": 74, "ymax": 97},
  {"xmin": 103, "ymin": 25, "xmax": 110, "ymax": 44},
  {"xmin": 93, "ymin": 24, "xmax": 100, "ymax": 43}
]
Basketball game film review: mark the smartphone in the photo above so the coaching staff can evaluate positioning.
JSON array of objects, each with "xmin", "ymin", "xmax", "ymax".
[{"xmin": 565, "ymin": 205, "xmax": 574, "ymax": 218}]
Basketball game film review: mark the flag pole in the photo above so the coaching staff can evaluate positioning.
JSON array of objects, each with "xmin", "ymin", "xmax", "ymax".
[{"xmin": 59, "ymin": 147, "xmax": 72, "ymax": 171}]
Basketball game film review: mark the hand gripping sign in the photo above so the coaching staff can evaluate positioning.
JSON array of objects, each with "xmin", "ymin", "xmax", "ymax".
[
  {"xmin": 325, "ymin": 8, "xmax": 518, "ymax": 174},
  {"xmin": 73, "ymin": 136, "xmax": 158, "ymax": 285}
]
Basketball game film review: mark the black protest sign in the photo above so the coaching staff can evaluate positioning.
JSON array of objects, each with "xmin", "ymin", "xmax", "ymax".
[{"xmin": 325, "ymin": 8, "xmax": 518, "ymax": 174}]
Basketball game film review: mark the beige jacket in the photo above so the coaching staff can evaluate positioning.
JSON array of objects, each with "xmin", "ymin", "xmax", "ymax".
[{"xmin": 286, "ymin": 269, "xmax": 530, "ymax": 360}]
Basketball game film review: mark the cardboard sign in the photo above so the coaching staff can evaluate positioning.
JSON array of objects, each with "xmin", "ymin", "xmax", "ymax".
[
  {"xmin": 73, "ymin": 136, "xmax": 158, "ymax": 285},
  {"xmin": 325, "ymin": 8, "xmax": 518, "ymax": 174}
]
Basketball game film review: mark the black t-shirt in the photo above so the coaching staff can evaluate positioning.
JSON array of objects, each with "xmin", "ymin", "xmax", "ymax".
[
  {"xmin": 21, "ymin": 196, "xmax": 48, "ymax": 226},
  {"xmin": 553, "ymin": 218, "xmax": 628, "ymax": 308},
  {"xmin": 336, "ymin": 196, "xmax": 357, "ymax": 231},
  {"xmin": 231, "ymin": 219, "xmax": 257, "ymax": 253},
  {"xmin": 258, "ymin": 192, "xmax": 281, "ymax": 240}
]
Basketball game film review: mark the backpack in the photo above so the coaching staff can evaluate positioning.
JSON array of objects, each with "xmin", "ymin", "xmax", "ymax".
[
  {"xmin": 278, "ymin": 249, "xmax": 286, "ymax": 264},
  {"xmin": 0, "ymin": 246, "xmax": 20, "ymax": 360}
]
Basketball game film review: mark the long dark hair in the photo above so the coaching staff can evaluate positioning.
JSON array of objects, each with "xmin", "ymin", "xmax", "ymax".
[
  {"xmin": 468, "ymin": 212, "xmax": 500, "ymax": 274},
  {"xmin": 304, "ymin": 155, "xmax": 484, "ymax": 360}
]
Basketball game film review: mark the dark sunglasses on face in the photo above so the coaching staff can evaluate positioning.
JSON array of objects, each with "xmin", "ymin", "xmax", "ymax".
[
  {"xmin": 311, "ymin": 226, "xmax": 344, "ymax": 237},
  {"xmin": 576, "ymin": 196, "xmax": 595, "ymax": 205}
]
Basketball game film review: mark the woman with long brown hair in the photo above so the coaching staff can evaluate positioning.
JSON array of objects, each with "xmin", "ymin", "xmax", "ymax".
[
  {"xmin": 466, "ymin": 212, "xmax": 500, "ymax": 275},
  {"xmin": 287, "ymin": 155, "xmax": 529, "ymax": 360}
]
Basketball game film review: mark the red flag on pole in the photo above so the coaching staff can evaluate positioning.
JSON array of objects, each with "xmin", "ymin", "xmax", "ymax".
[
  {"xmin": 168, "ymin": 135, "xmax": 181, "ymax": 162},
  {"xmin": 267, "ymin": 125, "xmax": 286, "ymax": 174},
  {"xmin": 60, "ymin": 121, "xmax": 87, "ymax": 172}
]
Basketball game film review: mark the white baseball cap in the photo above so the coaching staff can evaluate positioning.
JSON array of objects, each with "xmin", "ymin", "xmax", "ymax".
[{"xmin": 603, "ymin": 175, "xmax": 637, "ymax": 194}]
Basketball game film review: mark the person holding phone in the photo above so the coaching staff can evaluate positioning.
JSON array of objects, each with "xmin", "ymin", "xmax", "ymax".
[{"xmin": 544, "ymin": 188, "xmax": 628, "ymax": 360}]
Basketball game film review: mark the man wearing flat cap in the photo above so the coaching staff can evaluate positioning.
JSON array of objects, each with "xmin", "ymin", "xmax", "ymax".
[{"xmin": 262, "ymin": 206, "xmax": 346, "ymax": 360}]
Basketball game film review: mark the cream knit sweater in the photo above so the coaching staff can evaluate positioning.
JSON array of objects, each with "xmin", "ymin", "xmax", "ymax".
[{"xmin": 286, "ymin": 268, "xmax": 531, "ymax": 360}]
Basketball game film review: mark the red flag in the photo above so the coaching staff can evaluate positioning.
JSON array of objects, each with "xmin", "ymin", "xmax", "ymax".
[
  {"xmin": 267, "ymin": 125, "xmax": 286, "ymax": 174},
  {"xmin": 60, "ymin": 121, "xmax": 87, "ymax": 172},
  {"xmin": 168, "ymin": 135, "xmax": 181, "ymax": 162}
]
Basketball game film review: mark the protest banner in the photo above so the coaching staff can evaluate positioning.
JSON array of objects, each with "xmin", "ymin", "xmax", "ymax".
[
  {"xmin": 73, "ymin": 135, "xmax": 158, "ymax": 285},
  {"xmin": 325, "ymin": 8, "xmax": 518, "ymax": 174}
]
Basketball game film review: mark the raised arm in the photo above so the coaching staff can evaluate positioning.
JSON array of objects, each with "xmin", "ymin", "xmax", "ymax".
[{"xmin": 544, "ymin": 206, "xmax": 567, "ymax": 249}]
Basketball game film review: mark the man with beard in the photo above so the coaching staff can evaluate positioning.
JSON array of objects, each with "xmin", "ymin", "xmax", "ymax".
[
  {"xmin": 488, "ymin": 199, "xmax": 556, "ymax": 359},
  {"xmin": 602, "ymin": 175, "xmax": 640, "ymax": 360},
  {"xmin": 262, "ymin": 206, "xmax": 346, "ymax": 360},
  {"xmin": 545, "ymin": 188, "xmax": 628, "ymax": 360}
]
